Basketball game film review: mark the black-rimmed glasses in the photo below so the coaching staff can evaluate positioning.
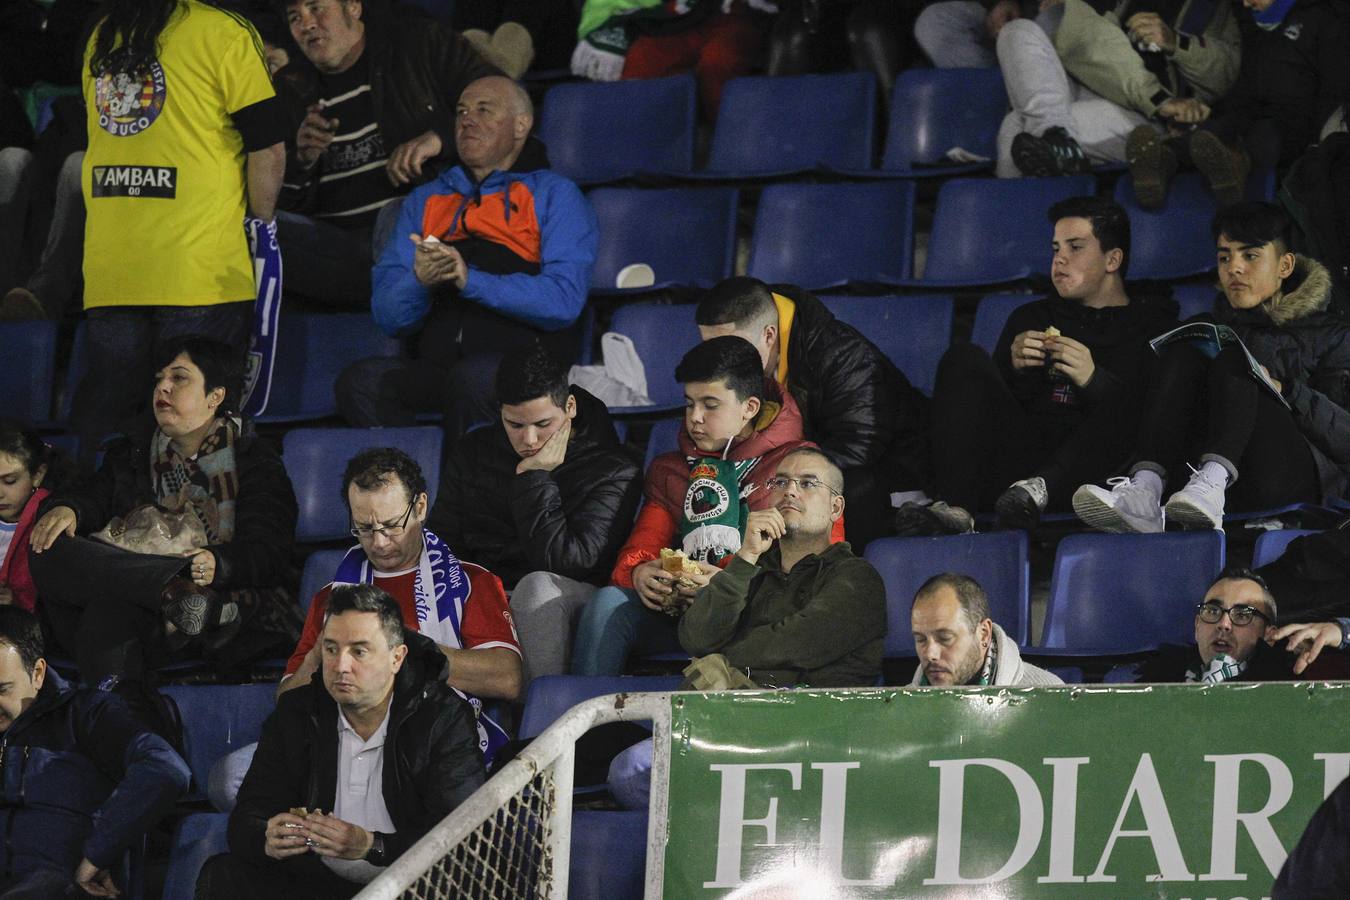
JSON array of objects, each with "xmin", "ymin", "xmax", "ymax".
[
  {"xmin": 1195, "ymin": 602, "xmax": 1270, "ymax": 627},
  {"xmin": 350, "ymin": 499, "xmax": 415, "ymax": 540}
]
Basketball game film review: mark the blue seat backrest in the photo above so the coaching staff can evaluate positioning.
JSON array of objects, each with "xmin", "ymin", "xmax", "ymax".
[
  {"xmin": 864, "ymin": 532, "xmax": 1030, "ymax": 656},
  {"xmin": 256, "ymin": 313, "xmax": 401, "ymax": 423},
  {"xmin": 748, "ymin": 181, "xmax": 915, "ymax": 289},
  {"xmin": 707, "ymin": 72, "xmax": 877, "ymax": 175},
  {"xmin": 298, "ymin": 547, "xmax": 349, "ymax": 614},
  {"xmin": 1115, "ymin": 173, "xmax": 1218, "ymax": 280},
  {"xmin": 1252, "ymin": 529, "xmax": 1317, "ymax": 568},
  {"xmin": 538, "ymin": 75, "xmax": 697, "ymax": 184},
  {"xmin": 924, "ymin": 176, "xmax": 1096, "ymax": 284},
  {"xmin": 971, "ymin": 292, "xmax": 1037, "ymax": 356},
  {"xmin": 820, "ymin": 294, "xmax": 953, "ymax": 396},
  {"xmin": 1040, "ymin": 532, "xmax": 1226, "ymax": 653},
  {"xmin": 882, "ymin": 67, "xmax": 1007, "ymax": 171},
  {"xmin": 606, "ymin": 302, "xmax": 701, "ymax": 411},
  {"xmin": 283, "ymin": 426, "xmax": 442, "ymax": 542},
  {"xmin": 589, "ymin": 187, "xmax": 738, "ymax": 291},
  {"xmin": 162, "ymin": 684, "xmax": 277, "ymax": 798},
  {"xmin": 0, "ymin": 321, "xmax": 57, "ymax": 425},
  {"xmin": 520, "ymin": 675, "xmax": 683, "ymax": 739}
]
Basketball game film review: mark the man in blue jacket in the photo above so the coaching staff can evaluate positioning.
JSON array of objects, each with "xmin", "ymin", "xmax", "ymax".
[
  {"xmin": 0, "ymin": 607, "xmax": 189, "ymax": 898},
  {"xmin": 336, "ymin": 75, "xmax": 598, "ymax": 442}
]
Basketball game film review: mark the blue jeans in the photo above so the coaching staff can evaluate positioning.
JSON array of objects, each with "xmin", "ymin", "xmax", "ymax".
[{"xmin": 570, "ymin": 587, "xmax": 683, "ymax": 676}]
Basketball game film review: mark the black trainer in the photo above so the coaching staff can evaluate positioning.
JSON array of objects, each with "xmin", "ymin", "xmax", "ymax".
[{"xmin": 1012, "ymin": 126, "xmax": 1092, "ymax": 177}]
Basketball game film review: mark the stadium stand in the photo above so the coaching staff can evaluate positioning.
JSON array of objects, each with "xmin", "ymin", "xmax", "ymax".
[
  {"xmin": 1252, "ymin": 529, "xmax": 1319, "ymax": 568},
  {"xmin": 0, "ymin": 320, "xmax": 58, "ymax": 425},
  {"xmin": 820, "ymin": 293, "xmax": 952, "ymax": 396},
  {"xmin": 604, "ymin": 301, "xmax": 702, "ymax": 412}
]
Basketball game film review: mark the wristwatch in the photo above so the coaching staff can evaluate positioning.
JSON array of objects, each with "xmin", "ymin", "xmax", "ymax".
[{"xmin": 364, "ymin": 832, "xmax": 388, "ymax": 866}]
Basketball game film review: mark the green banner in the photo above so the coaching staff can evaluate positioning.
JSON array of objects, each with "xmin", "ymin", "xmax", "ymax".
[{"xmin": 662, "ymin": 684, "xmax": 1350, "ymax": 898}]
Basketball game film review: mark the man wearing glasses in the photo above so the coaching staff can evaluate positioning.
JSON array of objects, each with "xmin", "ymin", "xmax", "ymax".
[
  {"xmin": 677, "ymin": 448, "xmax": 887, "ymax": 688},
  {"xmin": 279, "ymin": 447, "xmax": 521, "ymax": 766},
  {"xmin": 1135, "ymin": 568, "xmax": 1291, "ymax": 683}
]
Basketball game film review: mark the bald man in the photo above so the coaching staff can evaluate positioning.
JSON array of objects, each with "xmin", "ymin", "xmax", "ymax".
[{"xmin": 339, "ymin": 75, "xmax": 599, "ymax": 441}]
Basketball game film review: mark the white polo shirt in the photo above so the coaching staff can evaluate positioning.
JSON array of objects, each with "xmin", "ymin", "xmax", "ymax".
[{"xmin": 322, "ymin": 706, "xmax": 397, "ymax": 884}]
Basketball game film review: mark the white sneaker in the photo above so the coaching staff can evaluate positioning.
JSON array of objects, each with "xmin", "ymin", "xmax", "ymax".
[
  {"xmin": 1164, "ymin": 465, "xmax": 1226, "ymax": 530},
  {"xmin": 1072, "ymin": 477, "xmax": 1164, "ymax": 534}
]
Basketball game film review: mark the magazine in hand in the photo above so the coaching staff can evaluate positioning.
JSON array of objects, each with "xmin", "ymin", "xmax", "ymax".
[{"xmin": 1149, "ymin": 321, "xmax": 1289, "ymax": 409}]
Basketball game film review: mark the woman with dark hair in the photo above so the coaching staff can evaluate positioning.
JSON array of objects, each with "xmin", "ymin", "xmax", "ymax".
[
  {"xmin": 72, "ymin": 0, "xmax": 286, "ymax": 462},
  {"xmin": 28, "ymin": 337, "xmax": 300, "ymax": 683},
  {"xmin": 0, "ymin": 421, "xmax": 73, "ymax": 612},
  {"xmin": 1075, "ymin": 201, "xmax": 1350, "ymax": 532}
]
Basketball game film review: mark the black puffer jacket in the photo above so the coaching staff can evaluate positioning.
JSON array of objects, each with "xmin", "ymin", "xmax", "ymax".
[
  {"xmin": 770, "ymin": 285, "xmax": 930, "ymax": 479},
  {"xmin": 272, "ymin": 8, "xmax": 499, "ymax": 214},
  {"xmin": 0, "ymin": 670, "xmax": 189, "ymax": 877},
  {"xmin": 45, "ymin": 417, "xmax": 297, "ymax": 592},
  {"xmin": 1274, "ymin": 769, "xmax": 1350, "ymax": 898},
  {"xmin": 228, "ymin": 630, "xmax": 485, "ymax": 866},
  {"xmin": 994, "ymin": 291, "xmax": 1180, "ymax": 427},
  {"xmin": 428, "ymin": 387, "xmax": 642, "ymax": 588},
  {"xmin": 1218, "ymin": 0, "xmax": 1350, "ymax": 165},
  {"xmin": 1209, "ymin": 257, "xmax": 1350, "ymax": 501}
]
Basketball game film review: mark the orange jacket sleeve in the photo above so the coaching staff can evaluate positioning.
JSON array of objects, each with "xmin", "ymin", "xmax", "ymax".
[{"xmin": 611, "ymin": 502, "xmax": 678, "ymax": 588}]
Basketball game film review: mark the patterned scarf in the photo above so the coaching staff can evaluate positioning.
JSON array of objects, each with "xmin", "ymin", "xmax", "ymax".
[
  {"xmin": 334, "ymin": 528, "xmax": 510, "ymax": 767},
  {"xmin": 151, "ymin": 417, "xmax": 240, "ymax": 542},
  {"xmin": 1186, "ymin": 653, "xmax": 1247, "ymax": 684}
]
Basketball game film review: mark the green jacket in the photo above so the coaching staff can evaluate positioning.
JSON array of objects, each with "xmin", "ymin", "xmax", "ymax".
[
  {"xmin": 678, "ymin": 542, "xmax": 886, "ymax": 688},
  {"xmin": 1052, "ymin": 0, "xmax": 1239, "ymax": 117}
]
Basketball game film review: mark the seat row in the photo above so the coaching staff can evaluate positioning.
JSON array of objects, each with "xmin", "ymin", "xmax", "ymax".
[
  {"xmin": 591, "ymin": 171, "xmax": 1249, "ymax": 295},
  {"xmin": 537, "ymin": 69, "xmax": 1009, "ymax": 185},
  {"xmin": 0, "ymin": 280, "xmax": 1219, "ymax": 430}
]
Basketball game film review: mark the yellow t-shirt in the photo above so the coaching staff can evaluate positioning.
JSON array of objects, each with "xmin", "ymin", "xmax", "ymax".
[{"xmin": 82, "ymin": 1, "xmax": 274, "ymax": 309}]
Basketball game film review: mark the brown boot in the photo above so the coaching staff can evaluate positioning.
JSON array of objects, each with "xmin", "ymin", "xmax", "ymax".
[
  {"xmin": 1126, "ymin": 125, "xmax": 1178, "ymax": 209},
  {"xmin": 1190, "ymin": 130, "xmax": 1250, "ymax": 207}
]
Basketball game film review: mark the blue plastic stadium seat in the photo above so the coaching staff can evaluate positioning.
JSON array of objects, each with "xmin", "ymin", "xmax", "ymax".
[
  {"xmin": 701, "ymin": 72, "xmax": 877, "ymax": 177},
  {"xmin": 1115, "ymin": 173, "xmax": 1219, "ymax": 280},
  {"xmin": 298, "ymin": 547, "xmax": 348, "ymax": 614},
  {"xmin": 0, "ymin": 321, "xmax": 57, "ymax": 425},
  {"xmin": 256, "ymin": 312, "xmax": 402, "ymax": 423},
  {"xmin": 747, "ymin": 182, "xmax": 915, "ymax": 289},
  {"xmin": 162, "ymin": 683, "xmax": 276, "ymax": 800},
  {"xmin": 864, "ymin": 532, "xmax": 1030, "ymax": 657},
  {"xmin": 1172, "ymin": 282, "xmax": 1218, "ymax": 320},
  {"xmin": 643, "ymin": 417, "xmax": 683, "ymax": 473},
  {"xmin": 605, "ymin": 302, "xmax": 701, "ymax": 413},
  {"xmin": 918, "ymin": 176, "xmax": 1097, "ymax": 287},
  {"xmin": 820, "ymin": 294, "xmax": 953, "ymax": 396},
  {"xmin": 873, "ymin": 68, "xmax": 1007, "ymax": 177},
  {"xmin": 570, "ymin": 810, "xmax": 648, "ymax": 900},
  {"xmin": 162, "ymin": 813, "xmax": 228, "ymax": 900},
  {"xmin": 1039, "ymin": 532, "xmax": 1226, "ymax": 654},
  {"xmin": 537, "ymin": 75, "xmax": 697, "ymax": 185},
  {"xmin": 1252, "ymin": 529, "xmax": 1317, "ymax": 568},
  {"xmin": 589, "ymin": 187, "xmax": 738, "ymax": 293},
  {"xmin": 283, "ymin": 426, "xmax": 442, "ymax": 542},
  {"xmin": 970, "ymin": 292, "xmax": 1036, "ymax": 356},
  {"xmin": 520, "ymin": 674, "xmax": 683, "ymax": 739}
]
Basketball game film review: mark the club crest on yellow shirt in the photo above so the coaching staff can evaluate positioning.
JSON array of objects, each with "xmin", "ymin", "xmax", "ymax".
[{"xmin": 95, "ymin": 61, "xmax": 167, "ymax": 138}]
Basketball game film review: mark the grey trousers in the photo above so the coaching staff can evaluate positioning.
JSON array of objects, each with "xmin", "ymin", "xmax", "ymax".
[
  {"xmin": 994, "ymin": 17, "xmax": 1150, "ymax": 177},
  {"xmin": 509, "ymin": 572, "xmax": 597, "ymax": 686},
  {"xmin": 914, "ymin": 1, "xmax": 997, "ymax": 68}
]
